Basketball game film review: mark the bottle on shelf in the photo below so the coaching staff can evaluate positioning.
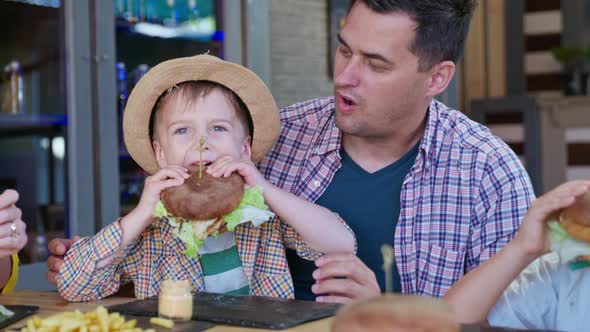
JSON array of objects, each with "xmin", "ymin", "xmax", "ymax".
[
  {"xmin": 116, "ymin": 62, "xmax": 128, "ymax": 153},
  {"xmin": 2, "ymin": 60, "xmax": 25, "ymax": 114}
]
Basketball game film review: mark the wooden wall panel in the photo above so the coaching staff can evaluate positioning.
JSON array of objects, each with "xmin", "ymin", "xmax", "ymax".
[{"xmin": 486, "ymin": 0, "xmax": 506, "ymax": 97}]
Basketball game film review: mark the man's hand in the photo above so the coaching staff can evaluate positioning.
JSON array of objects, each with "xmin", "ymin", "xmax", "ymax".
[
  {"xmin": 311, "ymin": 253, "xmax": 380, "ymax": 303},
  {"xmin": 46, "ymin": 236, "xmax": 80, "ymax": 284}
]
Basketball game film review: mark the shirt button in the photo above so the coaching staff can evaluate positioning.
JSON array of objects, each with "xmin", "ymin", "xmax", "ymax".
[{"xmin": 313, "ymin": 180, "xmax": 321, "ymax": 188}]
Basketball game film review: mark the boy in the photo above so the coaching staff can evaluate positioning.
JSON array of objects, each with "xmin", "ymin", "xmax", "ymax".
[
  {"xmin": 57, "ymin": 55, "xmax": 355, "ymax": 301},
  {"xmin": 444, "ymin": 180, "xmax": 590, "ymax": 331}
]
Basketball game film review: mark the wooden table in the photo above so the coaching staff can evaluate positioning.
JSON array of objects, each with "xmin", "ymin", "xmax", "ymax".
[{"xmin": 0, "ymin": 290, "xmax": 332, "ymax": 331}]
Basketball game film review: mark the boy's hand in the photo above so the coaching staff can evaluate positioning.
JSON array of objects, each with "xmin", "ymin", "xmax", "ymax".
[
  {"xmin": 207, "ymin": 156, "xmax": 266, "ymax": 188},
  {"xmin": 120, "ymin": 166, "xmax": 189, "ymax": 246},
  {"xmin": 135, "ymin": 166, "xmax": 189, "ymax": 220},
  {"xmin": 46, "ymin": 236, "xmax": 81, "ymax": 284},
  {"xmin": 513, "ymin": 180, "xmax": 590, "ymax": 258}
]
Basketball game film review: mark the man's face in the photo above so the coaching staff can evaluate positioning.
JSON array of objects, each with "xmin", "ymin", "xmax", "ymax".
[
  {"xmin": 152, "ymin": 88, "xmax": 251, "ymax": 169},
  {"xmin": 333, "ymin": 2, "xmax": 433, "ymax": 139}
]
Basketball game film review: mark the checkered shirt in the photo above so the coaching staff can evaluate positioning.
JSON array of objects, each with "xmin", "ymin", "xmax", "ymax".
[
  {"xmin": 257, "ymin": 96, "xmax": 535, "ymax": 297},
  {"xmin": 57, "ymin": 215, "xmax": 321, "ymax": 301}
]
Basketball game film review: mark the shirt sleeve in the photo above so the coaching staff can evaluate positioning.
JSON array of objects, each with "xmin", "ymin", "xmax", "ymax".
[
  {"xmin": 57, "ymin": 220, "xmax": 141, "ymax": 302},
  {"xmin": 487, "ymin": 255, "xmax": 560, "ymax": 330},
  {"xmin": 280, "ymin": 213, "xmax": 356, "ymax": 261},
  {"xmin": 466, "ymin": 149, "xmax": 535, "ymax": 272},
  {"xmin": 0, "ymin": 254, "xmax": 19, "ymax": 294}
]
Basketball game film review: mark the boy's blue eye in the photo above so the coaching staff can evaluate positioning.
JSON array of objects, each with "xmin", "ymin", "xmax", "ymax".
[
  {"xmin": 174, "ymin": 127, "xmax": 188, "ymax": 135},
  {"xmin": 212, "ymin": 125, "xmax": 226, "ymax": 132}
]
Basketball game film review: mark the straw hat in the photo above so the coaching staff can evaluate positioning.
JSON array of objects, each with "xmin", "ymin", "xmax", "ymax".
[
  {"xmin": 123, "ymin": 54, "xmax": 280, "ymax": 174},
  {"xmin": 330, "ymin": 294, "xmax": 460, "ymax": 332}
]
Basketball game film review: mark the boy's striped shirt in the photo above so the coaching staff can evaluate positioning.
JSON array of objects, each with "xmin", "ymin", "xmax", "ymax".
[{"xmin": 198, "ymin": 231, "xmax": 250, "ymax": 295}]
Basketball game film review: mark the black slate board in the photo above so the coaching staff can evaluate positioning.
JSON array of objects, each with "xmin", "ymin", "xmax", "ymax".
[
  {"xmin": 0, "ymin": 305, "xmax": 39, "ymax": 330},
  {"xmin": 108, "ymin": 292, "xmax": 340, "ymax": 330},
  {"xmin": 128, "ymin": 315, "xmax": 214, "ymax": 332}
]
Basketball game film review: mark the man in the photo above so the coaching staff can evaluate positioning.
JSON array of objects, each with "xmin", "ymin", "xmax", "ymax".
[{"xmin": 47, "ymin": 0, "xmax": 534, "ymax": 303}]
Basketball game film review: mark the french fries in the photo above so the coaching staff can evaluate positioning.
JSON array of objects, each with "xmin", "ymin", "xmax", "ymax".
[
  {"xmin": 16, "ymin": 306, "xmax": 174, "ymax": 332},
  {"xmin": 148, "ymin": 318, "xmax": 174, "ymax": 329}
]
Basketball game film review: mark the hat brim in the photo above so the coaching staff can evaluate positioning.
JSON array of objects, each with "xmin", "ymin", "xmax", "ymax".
[{"xmin": 123, "ymin": 55, "xmax": 280, "ymax": 174}]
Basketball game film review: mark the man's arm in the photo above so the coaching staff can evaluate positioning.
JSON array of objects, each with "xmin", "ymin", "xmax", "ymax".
[{"xmin": 466, "ymin": 150, "xmax": 535, "ymax": 272}]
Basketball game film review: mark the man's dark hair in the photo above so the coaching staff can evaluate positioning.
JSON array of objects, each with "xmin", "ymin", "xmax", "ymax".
[{"xmin": 354, "ymin": 0, "xmax": 477, "ymax": 71}]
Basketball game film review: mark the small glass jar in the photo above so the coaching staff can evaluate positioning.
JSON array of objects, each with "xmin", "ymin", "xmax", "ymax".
[{"xmin": 158, "ymin": 279, "xmax": 193, "ymax": 321}]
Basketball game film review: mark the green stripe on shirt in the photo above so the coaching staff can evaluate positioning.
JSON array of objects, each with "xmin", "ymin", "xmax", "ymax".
[
  {"xmin": 198, "ymin": 231, "xmax": 250, "ymax": 294},
  {"xmin": 200, "ymin": 245, "xmax": 243, "ymax": 276}
]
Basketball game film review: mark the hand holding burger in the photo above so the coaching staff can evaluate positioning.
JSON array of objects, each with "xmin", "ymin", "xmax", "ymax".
[
  {"xmin": 548, "ymin": 181, "xmax": 590, "ymax": 263},
  {"xmin": 154, "ymin": 161, "xmax": 275, "ymax": 257},
  {"xmin": 511, "ymin": 180, "xmax": 590, "ymax": 262},
  {"xmin": 557, "ymin": 188, "xmax": 590, "ymax": 244},
  {"xmin": 161, "ymin": 164, "xmax": 244, "ymax": 239}
]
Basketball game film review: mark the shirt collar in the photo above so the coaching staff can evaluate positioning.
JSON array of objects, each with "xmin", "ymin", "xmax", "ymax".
[
  {"xmin": 311, "ymin": 97, "xmax": 342, "ymax": 156},
  {"xmin": 311, "ymin": 97, "xmax": 442, "ymax": 170},
  {"xmin": 415, "ymin": 99, "xmax": 442, "ymax": 172}
]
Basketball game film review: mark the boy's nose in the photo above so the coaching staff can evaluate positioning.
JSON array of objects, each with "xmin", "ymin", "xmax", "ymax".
[{"xmin": 190, "ymin": 135, "xmax": 209, "ymax": 151}]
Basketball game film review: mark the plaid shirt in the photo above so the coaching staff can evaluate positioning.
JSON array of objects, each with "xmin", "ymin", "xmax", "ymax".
[
  {"xmin": 58, "ymin": 216, "xmax": 321, "ymax": 301},
  {"xmin": 258, "ymin": 96, "xmax": 535, "ymax": 297}
]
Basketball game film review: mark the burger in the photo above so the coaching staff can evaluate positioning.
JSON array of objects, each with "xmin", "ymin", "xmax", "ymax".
[
  {"xmin": 330, "ymin": 294, "xmax": 459, "ymax": 332},
  {"xmin": 153, "ymin": 165, "xmax": 274, "ymax": 257},
  {"xmin": 548, "ymin": 190, "xmax": 590, "ymax": 264}
]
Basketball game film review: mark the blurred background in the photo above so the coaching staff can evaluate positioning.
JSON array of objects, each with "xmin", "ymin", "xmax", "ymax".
[{"xmin": 0, "ymin": 0, "xmax": 589, "ymax": 289}]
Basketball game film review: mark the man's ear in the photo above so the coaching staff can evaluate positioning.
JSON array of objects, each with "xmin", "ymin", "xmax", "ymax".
[
  {"xmin": 425, "ymin": 61, "xmax": 455, "ymax": 98},
  {"xmin": 241, "ymin": 136, "xmax": 252, "ymax": 159},
  {"xmin": 153, "ymin": 139, "xmax": 167, "ymax": 168}
]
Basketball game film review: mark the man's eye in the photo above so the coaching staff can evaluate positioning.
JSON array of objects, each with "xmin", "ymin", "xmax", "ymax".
[
  {"xmin": 369, "ymin": 63, "xmax": 386, "ymax": 73},
  {"xmin": 338, "ymin": 45, "xmax": 352, "ymax": 57},
  {"xmin": 174, "ymin": 128, "xmax": 188, "ymax": 135}
]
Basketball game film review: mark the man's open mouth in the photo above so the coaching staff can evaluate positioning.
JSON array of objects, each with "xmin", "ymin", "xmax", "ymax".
[{"xmin": 342, "ymin": 96, "xmax": 355, "ymax": 106}]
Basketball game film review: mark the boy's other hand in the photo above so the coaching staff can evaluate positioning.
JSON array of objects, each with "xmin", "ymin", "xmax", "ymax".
[
  {"xmin": 46, "ymin": 236, "xmax": 81, "ymax": 284},
  {"xmin": 513, "ymin": 180, "xmax": 590, "ymax": 258},
  {"xmin": 136, "ymin": 166, "xmax": 189, "ymax": 219},
  {"xmin": 207, "ymin": 155, "xmax": 265, "ymax": 188}
]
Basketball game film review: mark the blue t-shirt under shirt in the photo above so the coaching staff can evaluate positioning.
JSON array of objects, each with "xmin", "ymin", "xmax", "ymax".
[{"xmin": 287, "ymin": 141, "xmax": 420, "ymax": 300}]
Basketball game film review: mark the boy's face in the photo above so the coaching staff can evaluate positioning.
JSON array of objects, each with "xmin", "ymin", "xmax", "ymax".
[{"xmin": 152, "ymin": 88, "xmax": 252, "ymax": 169}]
